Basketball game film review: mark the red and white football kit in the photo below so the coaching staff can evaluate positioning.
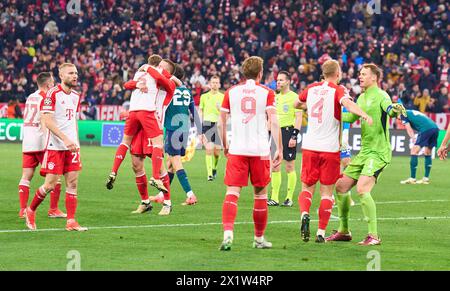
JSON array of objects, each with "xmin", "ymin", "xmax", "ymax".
[
  {"xmin": 298, "ymin": 81, "xmax": 351, "ymax": 186},
  {"xmin": 22, "ymin": 90, "xmax": 47, "ymax": 169},
  {"xmin": 120, "ymin": 110, "xmax": 153, "ymax": 158},
  {"xmin": 40, "ymin": 84, "xmax": 82, "ymax": 175},
  {"xmin": 19, "ymin": 90, "xmax": 64, "ymax": 217},
  {"xmin": 221, "ymin": 79, "xmax": 276, "ymax": 187},
  {"xmin": 220, "ymin": 79, "xmax": 276, "ymax": 242},
  {"xmin": 124, "ymin": 67, "xmax": 175, "ymax": 139}
]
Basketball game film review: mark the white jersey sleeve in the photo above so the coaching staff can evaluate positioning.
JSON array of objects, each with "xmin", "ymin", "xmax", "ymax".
[{"xmin": 22, "ymin": 90, "xmax": 47, "ymax": 152}]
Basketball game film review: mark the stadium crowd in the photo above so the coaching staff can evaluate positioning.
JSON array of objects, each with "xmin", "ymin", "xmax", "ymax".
[{"xmin": 0, "ymin": 0, "xmax": 449, "ymax": 114}]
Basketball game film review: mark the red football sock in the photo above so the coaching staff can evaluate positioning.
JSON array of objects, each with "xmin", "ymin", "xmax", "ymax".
[
  {"xmin": 135, "ymin": 173, "xmax": 149, "ymax": 201},
  {"xmin": 253, "ymin": 195, "xmax": 268, "ymax": 237},
  {"xmin": 318, "ymin": 197, "xmax": 334, "ymax": 231},
  {"xmin": 161, "ymin": 173, "xmax": 171, "ymax": 200},
  {"xmin": 151, "ymin": 147, "xmax": 163, "ymax": 180},
  {"xmin": 65, "ymin": 189, "xmax": 78, "ymax": 220},
  {"xmin": 222, "ymin": 193, "xmax": 239, "ymax": 231},
  {"xmin": 298, "ymin": 190, "xmax": 313, "ymax": 216},
  {"xmin": 49, "ymin": 182, "xmax": 62, "ymax": 209},
  {"xmin": 111, "ymin": 143, "xmax": 129, "ymax": 174},
  {"xmin": 29, "ymin": 186, "xmax": 47, "ymax": 211},
  {"xmin": 19, "ymin": 179, "xmax": 30, "ymax": 209}
]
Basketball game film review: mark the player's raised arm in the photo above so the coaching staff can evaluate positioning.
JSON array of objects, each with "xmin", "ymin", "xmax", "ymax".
[
  {"xmin": 341, "ymin": 98, "xmax": 373, "ymax": 125},
  {"xmin": 146, "ymin": 65, "xmax": 175, "ymax": 95},
  {"xmin": 383, "ymin": 96, "xmax": 406, "ymax": 118}
]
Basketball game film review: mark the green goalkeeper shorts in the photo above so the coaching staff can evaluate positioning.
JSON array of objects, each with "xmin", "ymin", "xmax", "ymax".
[{"xmin": 343, "ymin": 153, "xmax": 389, "ymax": 181}]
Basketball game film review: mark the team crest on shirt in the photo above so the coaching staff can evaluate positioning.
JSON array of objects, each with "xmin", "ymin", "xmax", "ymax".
[
  {"xmin": 48, "ymin": 162, "xmax": 55, "ymax": 170},
  {"xmin": 44, "ymin": 97, "xmax": 52, "ymax": 105},
  {"xmin": 283, "ymin": 104, "xmax": 289, "ymax": 113}
]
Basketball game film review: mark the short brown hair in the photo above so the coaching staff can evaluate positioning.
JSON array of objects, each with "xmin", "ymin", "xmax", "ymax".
[
  {"xmin": 210, "ymin": 75, "xmax": 220, "ymax": 81},
  {"xmin": 362, "ymin": 63, "xmax": 383, "ymax": 82},
  {"xmin": 37, "ymin": 72, "xmax": 52, "ymax": 87},
  {"xmin": 321, "ymin": 59, "xmax": 340, "ymax": 78},
  {"xmin": 148, "ymin": 54, "xmax": 162, "ymax": 66},
  {"xmin": 278, "ymin": 71, "xmax": 291, "ymax": 80},
  {"xmin": 173, "ymin": 64, "xmax": 185, "ymax": 80},
  {"xmin": 162, "ymin": 58, "xmax": 176, "ymax": 74},
  {"xmin": 242, "ymin": 56, "xmax": 263, "ymax": 80}
]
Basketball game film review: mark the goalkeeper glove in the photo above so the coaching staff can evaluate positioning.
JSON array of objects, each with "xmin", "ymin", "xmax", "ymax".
[{"xmin": 388, "ymin": 103, "xmax": 407, "ymax": 117}]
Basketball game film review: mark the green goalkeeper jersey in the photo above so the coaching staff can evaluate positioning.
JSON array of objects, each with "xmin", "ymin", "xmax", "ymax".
[{"xmin": 343, "ymin": 85, "xmax": 394, "ymax": 163}]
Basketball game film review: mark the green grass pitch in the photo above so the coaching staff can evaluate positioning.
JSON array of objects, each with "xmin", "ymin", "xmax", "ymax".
[{"xmin": 0, "ymin": 143, "xmax": 449, "ymax": 270}]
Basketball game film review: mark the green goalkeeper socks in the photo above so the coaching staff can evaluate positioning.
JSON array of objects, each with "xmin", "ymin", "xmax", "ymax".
[
  {"xmin": 359, "ymin": 192, "xmax": 378, "ymax": 236},
  {"xmin": 336, "ymin": 192, "xmax": 351, "ymax": 233},
  {"xmin": 206, "ymin": 154, "xmax": 213, "ymax": 177},
  {"xmin": 286, "ymin": 171, "xmax": 297, "ymax": 201},
  {"xmin": 270, "ymin": 171, "xmax": 281, "ymax": 203}
]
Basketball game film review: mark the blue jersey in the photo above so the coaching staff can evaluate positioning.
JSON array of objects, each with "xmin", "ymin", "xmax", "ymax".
[{"xmin": 401, "ymin": 110, "xmax": 438, "ymax": 133}]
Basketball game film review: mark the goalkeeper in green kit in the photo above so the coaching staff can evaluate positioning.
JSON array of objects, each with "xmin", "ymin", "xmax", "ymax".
[{"xmin": 326, "ymin": 63, "xmax": 406, "ymax": 246}]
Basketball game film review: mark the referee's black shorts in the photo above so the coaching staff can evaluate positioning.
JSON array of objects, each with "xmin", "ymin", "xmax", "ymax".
[
  {"xmin": 281, "ymin": 126, "xmax": 297, "ymax": 161},
  {"xmin": 202, "ymin": 121, "xmax": 222, "ymax": 146}
]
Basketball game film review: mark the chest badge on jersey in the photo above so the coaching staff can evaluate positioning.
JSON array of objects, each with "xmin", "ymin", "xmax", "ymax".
[
  {"xmin": 44, "ymin": 98, "xmax": 52, "ymax": 105},
  {"xmin": 283, "ymin": 104, "xmax": 289, "ymax": 113}
]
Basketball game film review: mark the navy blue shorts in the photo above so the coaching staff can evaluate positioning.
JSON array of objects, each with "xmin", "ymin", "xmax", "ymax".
[
  {"xmin": 165, "ymin": 129, "xmax": 189, "ymax": 157},
  {"xmin": 415, "ymin": 128, "xmax": 439, "ymax": 148}
]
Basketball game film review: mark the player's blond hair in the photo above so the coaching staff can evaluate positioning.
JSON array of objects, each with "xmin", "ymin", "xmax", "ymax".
[
  {"xmin": 242, "ymin": 56, "xmax": 263, "ymax": 80},
  {"xmin": 58, "ymin": 63, "xmax": 76, "ymax": 72},
  {"xmin": 321, "ymin": 59, "xmax": 340, "ymax": 78},
  {"xmin": 148, "ymin": 54, "xmax": 162, "ymax": 66},
  {"xmin": 362, "ymin": 63, "xmax": 383, "ymax": 82}
]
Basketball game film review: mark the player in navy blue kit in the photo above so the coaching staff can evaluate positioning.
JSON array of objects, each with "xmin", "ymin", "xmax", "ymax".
[{"xmin": 151, "ymin": 65, "xmax": 202, "ymax": 205}]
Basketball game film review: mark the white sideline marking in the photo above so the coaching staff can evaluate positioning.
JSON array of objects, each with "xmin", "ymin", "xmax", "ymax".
[
  {"xmin": 1, "ymin": 216, "xmax": 449, "ymax": 234},
  {"xmin": 332, "ymin": 199, "xmax": 449, "ymax": 209}
]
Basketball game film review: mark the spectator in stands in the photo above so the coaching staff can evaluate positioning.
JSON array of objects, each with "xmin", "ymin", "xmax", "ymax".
[
  {"xmin": 81, "ymin": 101, "xmax": 97, "ymax": 121},
  {"xmin": 428, "ymin": 85, "xmax": 448, "ymax": 113},
  {"xmin": 414, "ymin": 89, "xmax": 431, "ymax": 113},
  {"xmin": 7, "ymin": 99, "xmax": 22, "ymax": 118},
  {"xmin": 0, "ymin": 0, "xmax": 448, "ymax": 115}
]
